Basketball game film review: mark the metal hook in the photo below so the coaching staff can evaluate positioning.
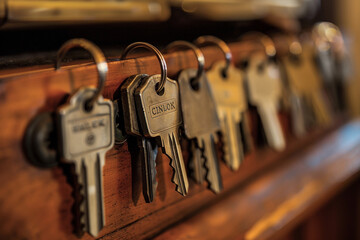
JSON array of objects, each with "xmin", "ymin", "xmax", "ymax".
[
  {"xmin": 165, "ymin": 40, "xmax": 205, "ymax": 86},
  {"xmin": 121, "ymin": 42, "xmax": 167, "ymax": 94},
  {"xmin": 312, "ymin": 22, "xmax": 345, "ymax": 56},
  {"xmin": 194, "ymin": 35, "xmax": 232, "ymax": 77},
  {"xmin": 240, "ymin": 31, "xmax": 277, "ymax": 57},
  {"xmin": 56, "ymin": 38, "xmax": 108, "ymax": 108}
]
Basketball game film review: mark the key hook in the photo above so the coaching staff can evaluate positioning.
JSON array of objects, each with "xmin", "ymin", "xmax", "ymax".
[
  {"xmin": 194, "ymin": 35, "xmax": 232, "ymax": 77},
  {"xmin": 240, "ymin": 32, "xmax": 276, "ymax": 58},
  {"xmin": 165, "ymin": 40, "xmax": 205, "ymax": 86},
  {"xmin": 56, "ymin": 38, "xmax": 108, "ymax": 109},
  {"xmin": 121, "ymin": 42, "xmax": 167, "ymax": 94},
  {"xmin": 312, "ymin": 22, "xmax": 345, "ymax": 57}
]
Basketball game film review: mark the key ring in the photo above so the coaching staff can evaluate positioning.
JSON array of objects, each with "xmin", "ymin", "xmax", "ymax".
[
  {"xmin": 240, "ymin": 32, "xmax": 276, "ymax": 58},
  {"xmin": 312, "ymin": 22, "xmax": 345, "ymax": 57},
  {"xmin": 165, "ymin": 40, "xmax": 205, "ymax": 86},
  {"xmin": 121, "ymin": 42, "xmax": 167, "ymax": 94},
  {"xmin": 56, "ymin": 38, "xmax": 108, "ymax": 109},
  {"xmin": 194, "ymin": 35, "xmax": 232, "ymax": 77}
]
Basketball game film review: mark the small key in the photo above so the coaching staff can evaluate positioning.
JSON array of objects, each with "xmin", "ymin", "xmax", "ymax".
[
  {"xmin": 120, "ymin": 74, "xmax": 159, "ymax": 203},
  {"xmin": 207, "ymin": 61, "xmax": 247, "ymax": 171},
  {"xmin": 284, "ymin": 45, "xmax": 332, "ymax": 127},
  {"xmin": 58, "ymin": 87, "xmax": 114, "ymax": 237},
  {"xmin": 246, "ymin": 54, "xmax": 286, "ymax": 151},
  {"xmin": 179, "ymin": 68, "xmax": 223, "ymax": 193},
  {"xmin": 135, "ymin": 75, "xmax": 189, "ymax": 196},
  {"xmin": 188, "ymin": 139, "xmax": 206, "ymax": 184}
]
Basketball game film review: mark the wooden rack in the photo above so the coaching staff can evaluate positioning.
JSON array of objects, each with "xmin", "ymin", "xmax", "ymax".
[{"xmin": 0, "ymin": 39, "xmax": 359, "ymax": 240}]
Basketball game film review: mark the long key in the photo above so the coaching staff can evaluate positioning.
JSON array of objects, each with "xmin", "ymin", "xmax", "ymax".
[
  {"xmin": 207, "ymin": 62, "xmax": 247, "ymax": 171},
  {"xmin": 58, "ymin": 87, "xmax": 114, "ymax": 237},
  {"xmin": 179, "ymin": 68, "xmax": 223, "ymax": 193},
  {"xmin": 120, "ymin": 74, "xmax": 158, "ymax": 203},
  {"xmin": 246, "ymin": 54, "xmax": 286, "ymax": 150},
  {"xmin": 135, "ymin": 75, "xmax": 189, "ymax": 196}
]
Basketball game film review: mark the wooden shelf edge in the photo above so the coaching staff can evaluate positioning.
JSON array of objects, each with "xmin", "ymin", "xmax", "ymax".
[{"xmin": 153, "ymin": 120, "xmax": 360, "ymax": 240}]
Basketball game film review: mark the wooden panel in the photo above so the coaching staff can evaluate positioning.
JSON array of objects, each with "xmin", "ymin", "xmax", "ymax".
[
  {"xmin": 0, "ymin": 39, "xmax": 350, "ymax": 240},
  {"xmin": 155, "ymin": 120, "xmax": 360, "ymax": 240}
]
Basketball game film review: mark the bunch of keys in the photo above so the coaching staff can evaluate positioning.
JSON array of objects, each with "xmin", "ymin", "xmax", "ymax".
[
  {"xmin": 195, "ymin": 36, "xmax": 252, "ymax": 171},
  {"xmin": 117, "ymin": 73, "xmax": 159, "ymax": 203},
  {"xmin": 56, "ymin": 39, "xmax": 114, "ymax": 237},
  {"xmin": 242, "ymin": 32, "xmax": 286, "ymax": 151},
  {"xmin": 282, "ymin": 37, "xmax": 332, "ymax": 136},
  {"xmin": 122, "ymin": 42, "xmax": 189, "ymax": 196},
  {"xmin": 166, "ymin": 41, "xmax": 223, "ymax": 193}
]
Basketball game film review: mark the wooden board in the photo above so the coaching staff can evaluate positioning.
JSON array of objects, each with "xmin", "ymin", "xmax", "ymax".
[
  {"xmin": 0, "ymin": 39, "xmax": 352, "ymax": 240},
  {"xmin": 155, "ymin": 120, "xmax": 360, "ymax": 240}
]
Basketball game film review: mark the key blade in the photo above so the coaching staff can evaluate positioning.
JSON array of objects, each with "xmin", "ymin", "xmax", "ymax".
[
  {"xmin": 139, "ymin": 137, "xmax": 158, "ymax": 203},
  {"xmin": 290, "ymin": 94, "xmax": 307, "ymax": 137},
  {"xmin": 75, "ymin": 153, "xmax": 105, "ymax": 237},
  {"xmin": 311, "ymin": 92, "xmax": 332, "ymax": 126},
  {"xmin": 162, "ymin": 131, "xmax": 189, "ymax": 196},
  {"xmin": 258, "ymin": 103, "xmax": 286, "ymax": 151},
  {"xmin": 189, "ymin": 140, "xmax": 206, "ymax": 184},
  {"xmin": 199, "ymin": 134, "xmax": 223, "ymax": 194},
  {"xmin": 221, "ymin": 110, "xmax": 244, "ymax": 170}
]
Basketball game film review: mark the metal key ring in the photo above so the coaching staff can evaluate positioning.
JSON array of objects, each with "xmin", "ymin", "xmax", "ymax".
[
  {"xmin": 121, "ymin": 42, "xmax": 167, "ymax": 94},
  {"xmin": 165, "ymin": 40, "xmax": 205, "ymax": 86},
  {"xmin": 240, "ymin": 32, "xmax": 276, "ymax": 57},
  {"xmin": 56, "ymin": 38, "xmax": 108, "ymax": 108},
  {"xmin": 312, "ymin": 22, "xmax": 345, "ymax": 56},
  {"xmin": 194, "ymin": 35, "xmax": 232, "ymax": 77}
]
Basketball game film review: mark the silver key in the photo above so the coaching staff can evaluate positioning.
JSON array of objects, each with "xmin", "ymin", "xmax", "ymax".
[
  {"xmin": 246, "ymin": 54, "xmax": 286, "ymax": 151},
  {"xmin": 207, "ymin": 62, "xmax": 247, "ymax": 171},
  {"xmin": 58, "ymin": 87, "xmax": 114, "ymax": 237},
  {"xmin": 135, "ymin": 74, "xmax": 189, "ymax": 196},
  {"xmin": 120, "ymin": 74, "xmax": 158, "ymax": 203},
  {"xmin": 179, "ymin": 68, "xmax": 223, "ymax": 193}
]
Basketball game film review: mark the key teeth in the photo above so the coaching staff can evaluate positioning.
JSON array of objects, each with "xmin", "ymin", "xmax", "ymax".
[
  {"xmin": 169, "ymin": 159, "xmax": 187, "ymax": 196},
  {"xmin": 68, "ymin": 166, "xmax": 86, "ymax": 237}
]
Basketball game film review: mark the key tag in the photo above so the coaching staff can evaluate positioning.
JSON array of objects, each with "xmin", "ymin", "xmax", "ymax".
[
  {"xmin": 313, "ymin": 22, "xmax": 351, "ymax": 111},
  {"xmin": 56, "ymin": 39, "xmax": 114, "ymax": 237},
  {"xmin": 195, "ymin": 36, "xmax": 252, "ymax": 170},
  {"xmin": 165, "ymin": 41, "xmax": 223, "ymax": 193},
  {"xmin": 282, "ymin": 37, "xmax": 333, "ymax": 129},
  {"xmin": 241, "ymin": 32, "xmax": 286, "ymax": 151}
]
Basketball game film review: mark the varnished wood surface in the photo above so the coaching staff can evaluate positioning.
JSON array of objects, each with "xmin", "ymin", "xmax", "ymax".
[
  {"xmin": 0, "ymin": 39, "xmax": 353, "ymax": 240},
  {"xmin": 155, "ymin": 120, "xmax": 360, "ymax": 240}
]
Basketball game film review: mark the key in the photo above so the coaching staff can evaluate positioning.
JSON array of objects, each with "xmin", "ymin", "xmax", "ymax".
[
  {"xmin": 246, "ymin": 54, "xmax": 286, "ymax": 151},
  {"xmin": 207, "ymin": 61, "xmax": 247, "ymax": 171},
  {"xmin": 135, "ymin": 74, "xmax": 189, "ymax": 196},
  {"xmin": 179, "ymin": 68, "xmax": 223, "ymax": 193},
  {"xmin": 58, "ymin": 87, "xmax": 114, "ymax": 237},
  {"xmin": 120, "ymin": 74, "xmax": 159, "ymax": 203},
  {"xmin": 188, "ymin": 139, "xmax": 206, "ymax": 184},
  {"xmin": 282, "ymin": 44, "xmax": 332, "ymax": 127}
]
